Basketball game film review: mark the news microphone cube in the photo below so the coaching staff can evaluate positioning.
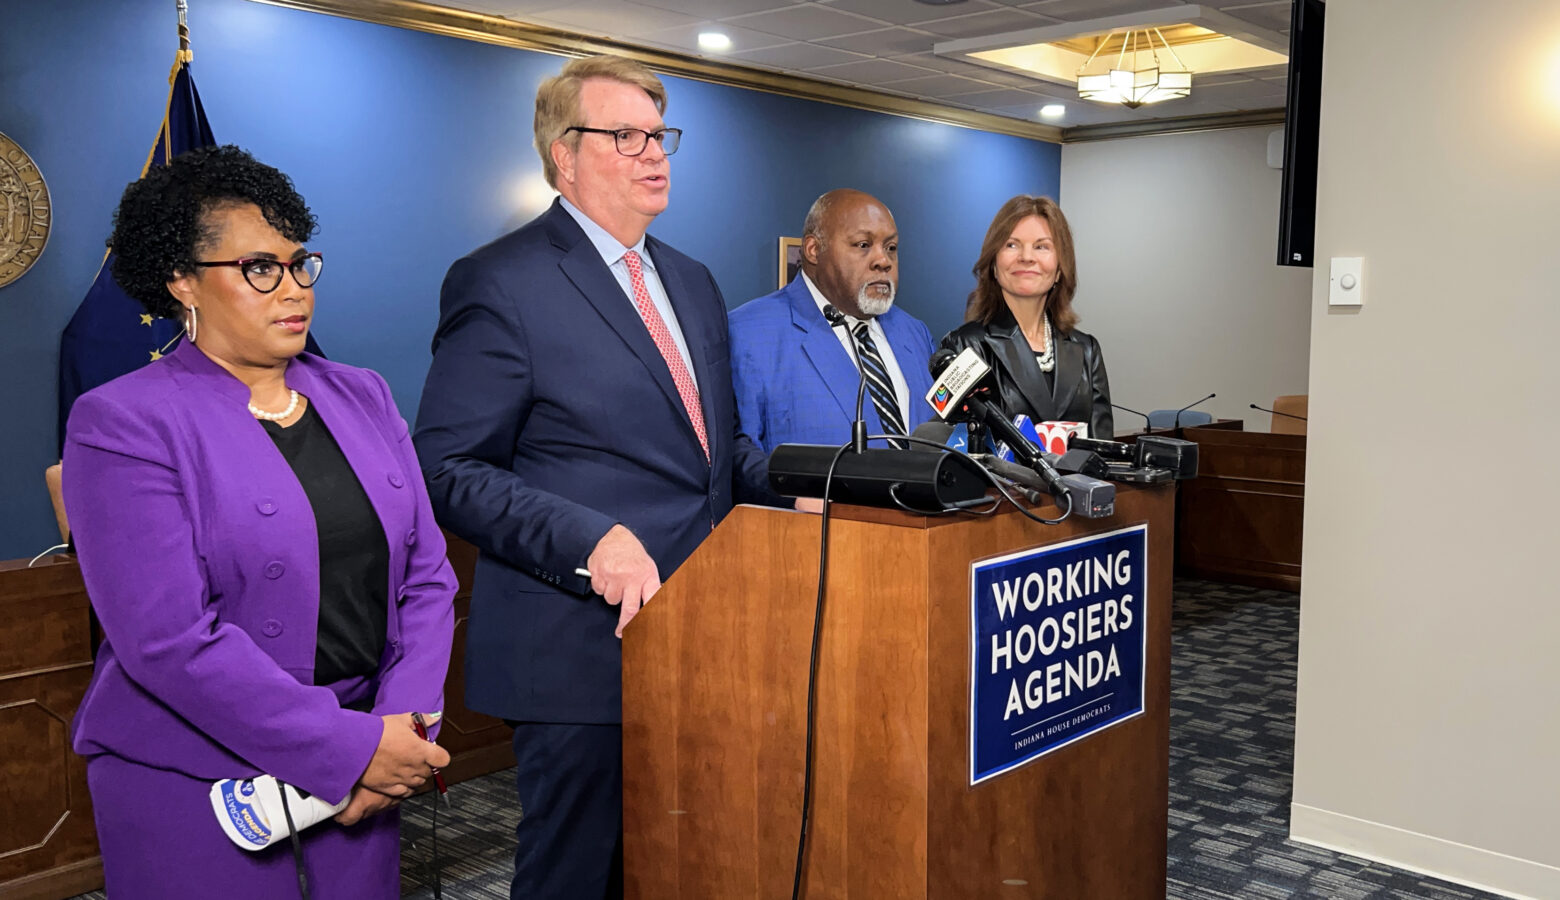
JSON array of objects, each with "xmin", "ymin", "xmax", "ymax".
[
  {"xmin": 1054, "ymin": 449, "xmax": 1109, "ymax": 480},
  {"xmin": 1058, "ymin": 473, "xmax": 1115, "ymax": 519},
  {"xmin": 1037, "ymin": 420, "xmax": 1087, "ymax": 453},
  {"xmin": 1134, "ymin": 436, "xmax": 1198, "ymax": 479}
]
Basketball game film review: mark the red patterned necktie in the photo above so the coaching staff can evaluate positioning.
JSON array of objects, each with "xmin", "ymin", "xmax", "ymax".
[{"xmin": 622, "ymin": 250, "xmax": 709, "ymax": 460}]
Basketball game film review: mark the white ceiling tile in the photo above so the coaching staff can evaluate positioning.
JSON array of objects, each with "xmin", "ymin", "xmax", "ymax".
[
  {"xmin": 1215, "ymin": 1, "xmax": 1295, "ymax": 32},
  {"xmin": 1140, "ymin": 97, "xmax": 1242, "ymax": 117},
  {"xmin": 635, "ymin": 0, "xmax": 809, "ymax": 18},
  {"xmin": 984, "ymin": 101, "xmax": 1105, "ymax": 124},
  {"xmin": 908, "ymin": 7, "xmax": 1050, "ymax": 38},
  {"xmin": 804, "ymin": 56, "xmax": 943, "ymax": 82},
  {"xmin": 1021, "ymin": 0, "xmax": 1172, "ymax": 19},
  {"xmin": 1034, "ymin": 104, "xmax": 1127, "ymax": 126},
  {"xmin": 1187, "ymin": 77, "xmax": 1287, "ymax": 104},
  {"xmin": 938, "ymin": 86, "xmax": 1049, "ymax": 107},
  {"xmin": 723, "ymin": 4, "xmax": 889, "ymax": 40},
  {"xmin": 876, "ymin": 72, "xmax": 997, "ymax": 97},
  {"xmin": 524, "ymin": 0, "xmax": 706, "ymax": 37},
  {"xmin": 815, "ymin": 27, "xmax": 938, "ymax": 55},
  {"xmin": 635, "ymin": 21, "xmax": 795, "ymax": 52},
  {"xmin": 731, "ymin": 41, "xmax": 873, "ymax": 68},
  {"xmin": 819, "ymin": 0, "xmax": 1001, "ymax": 27},
  {"xmin": 454, "ymin": 0, "xmax": 566, "ymax": 15}
]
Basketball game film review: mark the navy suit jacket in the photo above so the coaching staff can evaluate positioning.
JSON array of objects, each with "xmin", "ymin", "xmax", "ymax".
[
  {"xmin": 414, "ymin": 200, "xmax": 775, "ymax": 724},
  {"xmin": 728, "ymin": 275, "xmax": 938, "ymax": 453}
]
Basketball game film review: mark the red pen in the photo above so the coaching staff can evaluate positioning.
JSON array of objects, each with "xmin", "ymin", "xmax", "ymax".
[{"xmin": 411, "ymin": 711, "xmax": 450, "ymax": 806}]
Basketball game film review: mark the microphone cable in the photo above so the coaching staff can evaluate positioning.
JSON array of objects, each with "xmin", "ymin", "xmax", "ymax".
[
  {"xmin": 278, "ymin": 783, "xmax": 310, "ymax": 900},
  {"xmin": 789, "ymin": 433, "xmax": 1071, "ymax": 898}
]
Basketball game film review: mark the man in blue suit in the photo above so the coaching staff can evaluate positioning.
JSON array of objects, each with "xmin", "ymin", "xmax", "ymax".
[
  {"xmin": 413, "ymin": 56, "xmax": 777, "ymax": 900},
  {"xmin": 730, "ymin": 189, "xmax": 937, "ymax": 453}
]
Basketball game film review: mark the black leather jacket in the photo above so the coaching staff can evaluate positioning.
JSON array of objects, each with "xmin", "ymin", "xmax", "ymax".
[{"xmin": 939, "ymin": 310, "xmax": 1114, "ymax": 439}]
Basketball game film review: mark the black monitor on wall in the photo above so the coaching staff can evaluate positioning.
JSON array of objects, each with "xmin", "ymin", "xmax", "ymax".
[{"xmin": 1276, "ymin": 0, "xmax": 1325, "ymax": 267}]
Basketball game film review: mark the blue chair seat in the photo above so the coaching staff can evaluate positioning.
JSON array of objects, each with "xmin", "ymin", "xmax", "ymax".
[{"xmin": 1147, "ymin": 409, "xmax": 1212, "ymax": 430}]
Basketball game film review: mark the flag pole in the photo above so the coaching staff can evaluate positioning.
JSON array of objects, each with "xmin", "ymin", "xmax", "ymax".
[{"xmin": 177, "ymin": 0, "xmax": 191, "ymax": 61}]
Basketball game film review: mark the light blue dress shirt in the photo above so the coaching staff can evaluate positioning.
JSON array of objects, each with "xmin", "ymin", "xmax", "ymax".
[{"xmin": 559, "ymin": 196, "xmax": 698, "ymax": 390}]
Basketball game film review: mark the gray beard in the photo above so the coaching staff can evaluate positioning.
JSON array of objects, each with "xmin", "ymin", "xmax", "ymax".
[{"xmin": 857, "ymin": 283, "xmax": 895, "ymax": 318}]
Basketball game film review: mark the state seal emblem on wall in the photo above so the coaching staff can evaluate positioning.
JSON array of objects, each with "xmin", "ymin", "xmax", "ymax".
[{"xmin": 0, "ymin": 132, "xmax": 51, "ymax": 289}]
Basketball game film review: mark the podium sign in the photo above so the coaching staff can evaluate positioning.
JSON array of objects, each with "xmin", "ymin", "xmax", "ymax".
[{"xmin": 969, "ymin": 524, "xmax": 1148, "ymax": 784}]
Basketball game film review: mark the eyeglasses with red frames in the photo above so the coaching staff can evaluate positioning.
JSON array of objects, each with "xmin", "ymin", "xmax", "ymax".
[{"xmin": 194, "ymin": 252, "xmax": 324, "ymax": 293}]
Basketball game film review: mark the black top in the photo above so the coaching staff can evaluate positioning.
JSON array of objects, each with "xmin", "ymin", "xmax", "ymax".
[
  {"xmin": 1034, "ymin": 352, "xmax": 1055, "ymax": 395},
  {"xmin": 940, "ymin": 308, "xmax": 1114, "ymax": 439},
  {"xmin": 262, "ymin": 403, "xmax": 389, "ymax": 689}
]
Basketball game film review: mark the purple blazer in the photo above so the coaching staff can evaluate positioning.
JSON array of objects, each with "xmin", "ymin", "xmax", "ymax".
[{"xmin": 62, "ymin": 339, "xmax": 456, "ymax": 804}]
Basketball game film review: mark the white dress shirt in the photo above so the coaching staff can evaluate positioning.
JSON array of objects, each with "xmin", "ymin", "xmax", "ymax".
[{"xmin": 801, "ymin": 272, "xmax": 909, "ymax": 419}]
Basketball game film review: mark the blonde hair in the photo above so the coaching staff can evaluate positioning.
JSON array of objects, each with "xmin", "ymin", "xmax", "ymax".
[{"xmin": 534, "ymin": 55, "xmax": 668, "ymax": 189}]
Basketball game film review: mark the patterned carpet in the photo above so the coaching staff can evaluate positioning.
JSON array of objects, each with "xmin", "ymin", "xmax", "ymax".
[
  {"xmin": 72, "ymin": 578, "xmax": 1506, "ymax": 899},
  {"xmin": 1162, "ymin": 580, "xmax": 1499, "ymax": 900}
]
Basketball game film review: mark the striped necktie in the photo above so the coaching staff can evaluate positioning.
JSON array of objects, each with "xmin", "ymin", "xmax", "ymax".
[{"xmin": 852, "ymin": 321, "xmax": 907, "ymax": 449}]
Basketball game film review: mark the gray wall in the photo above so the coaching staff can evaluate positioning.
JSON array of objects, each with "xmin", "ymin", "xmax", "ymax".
[
  {"xmin": 1059, "ymin": 127, "xmax": 1312, "ymax": 430},
  {"xmin": 1290, "ymin": 1, "xmax": 1560, "ymax": 896}
]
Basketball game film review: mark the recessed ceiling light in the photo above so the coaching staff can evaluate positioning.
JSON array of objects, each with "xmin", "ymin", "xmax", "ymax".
[
  {"xmin": 1040, "ymin": 104, "xmax": 1065, "ymax": 118},
  {"xmin": 698, "ymin": 32, "xmax": 732, "ymax": 52}
]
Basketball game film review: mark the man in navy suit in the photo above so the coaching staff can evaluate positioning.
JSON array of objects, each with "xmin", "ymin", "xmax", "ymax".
[
  {"xmin": 413, "ymin": 55, "xmax": 777, "ymax": 900},
  {"xmin": 729, "ymin": 189, "xmax": 937, "ymax": 453}
]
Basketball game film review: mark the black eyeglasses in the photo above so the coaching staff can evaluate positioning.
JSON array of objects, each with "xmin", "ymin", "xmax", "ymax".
[
  {"xmin": 565, "ymin": 126, "xmax": 682, "ymax": 157},
  {"xmin": 194, "ymin": 252, "xmax": 324, "ymax": 293}
]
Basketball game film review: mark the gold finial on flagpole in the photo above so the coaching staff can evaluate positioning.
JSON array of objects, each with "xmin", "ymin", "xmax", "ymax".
[{"xmin": 177, "ymin": 0, "xmax": 192, "ymax": 63}]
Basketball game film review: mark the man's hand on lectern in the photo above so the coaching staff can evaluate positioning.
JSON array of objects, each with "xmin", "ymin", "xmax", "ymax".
[{"xmin": 588, "ymin": 524, "xmax": 662, "ymax": 638}]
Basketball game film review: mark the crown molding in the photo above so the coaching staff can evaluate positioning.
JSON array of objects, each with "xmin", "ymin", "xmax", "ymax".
[
  {"xmin": 1060, "ymin": 107, "xmax": 1286, "ymax": 143},
  {"xmin": 246, "ymin": 0, "xmax": 1067, "ymax": 142}
]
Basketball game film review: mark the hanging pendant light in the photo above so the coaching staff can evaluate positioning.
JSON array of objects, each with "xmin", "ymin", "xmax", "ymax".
[{"xmin": 1076, "ymin": 27, "xmax": 1192, "ymax": 109}]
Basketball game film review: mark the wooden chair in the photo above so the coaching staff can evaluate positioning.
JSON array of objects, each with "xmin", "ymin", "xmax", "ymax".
[
  {"xmin": 1271, "ymin": 394, "xmax": 1308, "ymax": 435},
  {"xmin": 45, "ymin": 463, "xmax": 69, "ymax": 543}
]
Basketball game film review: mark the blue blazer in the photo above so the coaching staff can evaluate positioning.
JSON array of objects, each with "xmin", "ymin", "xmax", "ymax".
[
  {"xmin": 413, "ymin": 200, "xmax": 775, "ymax": 724},
  {"xmin": 729, "ymin": 275, "xmax": 938, "ymax": 453}
]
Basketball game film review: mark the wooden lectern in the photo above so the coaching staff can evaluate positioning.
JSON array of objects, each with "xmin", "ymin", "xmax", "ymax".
[{"xmin": 623, "ymin": 483, "xmax": 1175, "ymax": 899}]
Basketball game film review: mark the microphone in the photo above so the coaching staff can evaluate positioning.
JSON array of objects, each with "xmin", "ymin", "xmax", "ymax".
[
  {"xmin": 821, "ymin": 304, "xmax": 868, "ymax": 453},
  {"xmin": 1250, "ymin": 403, "xmax": 1307, "ymax": 422},
  {"xmin": 1111, "ymin": 403, "xmax": 1152, "ymax": 434},
  {"xmin": 927, "ymin": 348, "xmax": 1073, "ymax": 501},
  {"xmin": 978, "ymin": 455, "xmax": 1115, "ymax": 518},
  {"xmin": 1173, "ymin": 392, "xmax": 1216, "ymax": 429},
  {"xmin": 1071, "ymin": 435, "xmax": 1199, "ymax": 480}
]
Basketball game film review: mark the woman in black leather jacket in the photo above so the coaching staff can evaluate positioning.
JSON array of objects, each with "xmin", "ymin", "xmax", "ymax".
[{"xmin": 940, "ymin": 195, "xmax": 1114, "ymax": 439}]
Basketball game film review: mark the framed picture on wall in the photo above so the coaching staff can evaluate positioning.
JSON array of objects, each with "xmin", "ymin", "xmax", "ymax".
[{"xmin": 777, "ymin": 237, "xmax": 802, "ymax": 289}]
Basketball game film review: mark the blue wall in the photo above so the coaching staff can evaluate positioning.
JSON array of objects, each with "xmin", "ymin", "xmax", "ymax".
[{"xmin": 0, "ymin": 0, "xmax": 1060, "ymax": 560}]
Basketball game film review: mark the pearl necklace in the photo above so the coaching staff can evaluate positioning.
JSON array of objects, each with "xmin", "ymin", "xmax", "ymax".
[
  {"xmin": 1032, "ymin": 316, "xmax": 1056, "ymax": 373},
  {"xmin": 249, "ymin": 389, "xmax": 300, "ymax": 422}
]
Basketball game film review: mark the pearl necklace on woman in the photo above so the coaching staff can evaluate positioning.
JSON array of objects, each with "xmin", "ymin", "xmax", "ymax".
[
  {"xmin": 1031, "ymin": 316, "xmax": 1056, "ymax": 373},
  {"xmin": 249, "ymin": 389, "xmax": 300, "ymax": 422}
]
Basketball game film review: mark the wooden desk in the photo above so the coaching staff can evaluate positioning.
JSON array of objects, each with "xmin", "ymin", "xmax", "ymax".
[
  {"xmin": 0, "ymin": 556, "xmax": 100, "ymax": 900},
  {"xmin": 1173, "ymin": 428, "xmax": 1305, "ymax": 591}
]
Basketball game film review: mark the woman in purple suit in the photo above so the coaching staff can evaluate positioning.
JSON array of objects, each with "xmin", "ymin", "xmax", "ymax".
[{"xmin": 62, "ymin": 146, "xmax": 455, "ymax": 898}]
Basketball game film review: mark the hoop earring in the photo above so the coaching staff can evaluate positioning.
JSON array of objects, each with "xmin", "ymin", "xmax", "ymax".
[{"xmin": 184, "ymin": 306, "xmax": 199, "ymax": 344}]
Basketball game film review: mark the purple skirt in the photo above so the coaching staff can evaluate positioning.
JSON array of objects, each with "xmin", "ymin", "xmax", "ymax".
[{"xmin": 88, "ymin": 753, "xmax": 401, "ymax": 899}]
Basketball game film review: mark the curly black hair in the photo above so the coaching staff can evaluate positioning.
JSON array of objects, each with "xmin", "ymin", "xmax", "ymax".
[{"xmin": 107, "ymin": 145, "xmax": 317, "ymax": 320}]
